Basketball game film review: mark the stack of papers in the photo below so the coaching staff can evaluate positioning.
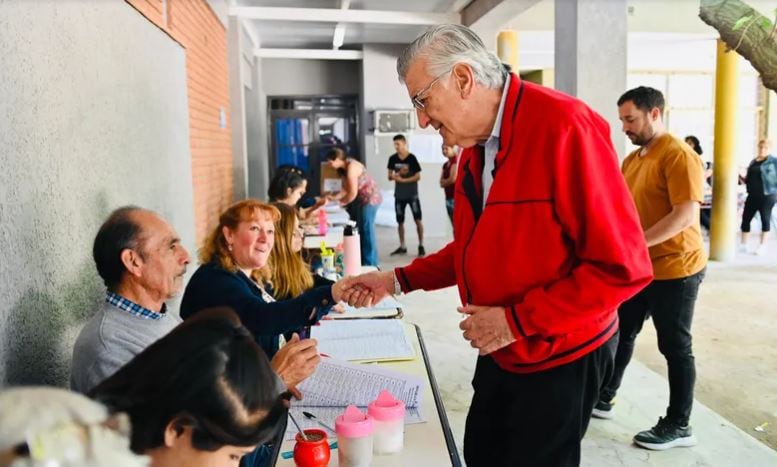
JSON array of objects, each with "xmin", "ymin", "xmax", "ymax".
[
  {"xmin": 284, "ymin": 358, "xmax": 424, "ymax": 440},
  {"xmin": 311, "ymin": 320, "xmax": 415, "ymax": 362},
  {"xmin": 332, "ymin": 295, "xmax": 402, "ymax": 319},
  {"xmin": 326, "ymin": 210, "xmax": 350, "ymax": 225}
]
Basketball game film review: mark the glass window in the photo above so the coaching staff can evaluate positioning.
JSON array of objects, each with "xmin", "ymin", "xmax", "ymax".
[
  {"xmin": 317, "ymin": 116, "xmax": 349, "ymax": 145},
  {"xmin": 275, "ymin": 118, "xmax": 310, "ymax": 171}
]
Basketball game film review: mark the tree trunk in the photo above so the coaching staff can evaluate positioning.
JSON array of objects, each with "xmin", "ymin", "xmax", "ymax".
[{"xmin": 700, "ymin": 0, "xmax": 777, "ymax": 91}]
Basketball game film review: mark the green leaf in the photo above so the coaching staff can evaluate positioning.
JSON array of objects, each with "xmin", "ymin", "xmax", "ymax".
[
  {"xmin": 733, "ymin": 14, "xmax": 752, "ymax": 31},
  {"xmin": 759, "ymin": 17, "xmax": 773, "ymax": 31}
]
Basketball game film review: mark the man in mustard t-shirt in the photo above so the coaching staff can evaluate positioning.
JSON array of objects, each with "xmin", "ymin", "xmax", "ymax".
[{"xmin": 592, "ymin": 86, "xmax": 707, "ymax": 450}]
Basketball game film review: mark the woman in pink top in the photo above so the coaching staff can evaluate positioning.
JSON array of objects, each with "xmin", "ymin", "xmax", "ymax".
[{"xmin": 325, "ymin": 148, "xmax": 382, "ymax": 266}]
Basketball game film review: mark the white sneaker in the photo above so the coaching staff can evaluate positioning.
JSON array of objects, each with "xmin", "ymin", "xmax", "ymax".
[
  {"xmin": 738, "ymin": 243, "xmax": 749, "ymax": 254},
  {"xmin": 754, "ymin": 244, "xmax": 767, "ymax": 256}
]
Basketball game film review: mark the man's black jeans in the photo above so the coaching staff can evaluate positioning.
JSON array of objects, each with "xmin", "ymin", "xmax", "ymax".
[{"xmin": 600, "ymin": 267, "xmax": 705, "ymax": 426}]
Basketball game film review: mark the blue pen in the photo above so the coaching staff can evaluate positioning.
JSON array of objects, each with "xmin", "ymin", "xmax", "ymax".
[{"xmin": 280, "ymin": 441, "xmax": 338, "ymax": 460}]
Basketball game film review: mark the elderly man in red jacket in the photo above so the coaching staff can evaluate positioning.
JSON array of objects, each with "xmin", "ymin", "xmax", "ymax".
[{"xmin": 349, "ymin": 25, "xmax": 652, "ymax": 466}]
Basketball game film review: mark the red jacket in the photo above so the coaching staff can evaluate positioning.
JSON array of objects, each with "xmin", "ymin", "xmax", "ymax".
[{"xmin": 396, "ymin": 75, "xmax": 652, "ymax": 374}]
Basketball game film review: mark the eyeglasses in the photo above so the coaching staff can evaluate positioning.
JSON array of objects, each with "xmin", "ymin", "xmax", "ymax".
[{"xmin": 410, "ymin": 70, "xmax": 451, "ymax": 110}]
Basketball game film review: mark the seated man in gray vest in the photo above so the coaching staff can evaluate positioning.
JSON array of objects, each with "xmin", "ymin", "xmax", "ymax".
[{"xmin": 71, "ymin": 206, "xmax": 190, "ymax": 393}]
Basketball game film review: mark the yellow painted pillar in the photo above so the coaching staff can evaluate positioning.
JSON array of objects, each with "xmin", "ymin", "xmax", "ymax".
[
  {"xmin": 497, "ymin": 30, "xmax": 519, "ymax": 73},
  {"xmin": 710, "ymin": 39, "xmax": 739, "ymax": 261}
]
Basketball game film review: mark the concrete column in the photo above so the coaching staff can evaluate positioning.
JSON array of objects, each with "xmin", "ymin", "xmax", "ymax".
[
  {"xmin": 227, "ymin": 16, "xmax": 249, "ymax": 200},
  {"xmin": 554, "ymin": 0, "xmax": 628, "ymax": 156},
  {"xmin": 497, "ymin": 30, "xmax": 519, "ymax": 72},
  {"xmin": 709, "ymin": 40, "xmax": 740, "ymax": 261}
]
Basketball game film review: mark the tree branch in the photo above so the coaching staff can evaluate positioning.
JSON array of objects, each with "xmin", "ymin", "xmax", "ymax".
[{"xmin": 700, "ymin": 0, "xmax": 777, "ymax": 91}]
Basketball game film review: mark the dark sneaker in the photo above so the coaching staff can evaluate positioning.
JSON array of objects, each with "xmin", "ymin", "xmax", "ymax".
[
  {"xmin": 390, "ymin": 246, "xmax": 407, "ymax": 256},
  {"xmin": 633, "ymin": 417, "xmax": 697, "ymax": 450},
  {"xmin": 591, "ymin": 399, "xmax": 614, "ymax": 419},
  {"xmin": 418, "ymin": 245, "xmax": 426, "ymax": 257}
]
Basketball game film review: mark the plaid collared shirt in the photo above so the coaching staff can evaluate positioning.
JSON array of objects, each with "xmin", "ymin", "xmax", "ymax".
[{"xmin": 105, "ymin": 291, "xmax": 165, "ymax": 321}]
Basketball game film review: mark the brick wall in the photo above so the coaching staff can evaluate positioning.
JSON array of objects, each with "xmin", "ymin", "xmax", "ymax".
[{"xmin": 126, "ymin": 0, "xmax": 233, "ymax": 244}]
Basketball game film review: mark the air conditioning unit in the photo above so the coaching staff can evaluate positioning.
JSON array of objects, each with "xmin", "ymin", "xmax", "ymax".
[{"xmin": 371, "ymin": 110, "xmax": 415, "ymax": 134}]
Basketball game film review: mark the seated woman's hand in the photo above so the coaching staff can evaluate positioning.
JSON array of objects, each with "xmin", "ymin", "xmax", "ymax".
[
  {"xmin": 271, "ymin": 333, "xmax": 320, "ymax": 400},
  {"xmin": 332, "ymin": 276, "xmax": 375, "ymax": 308}
]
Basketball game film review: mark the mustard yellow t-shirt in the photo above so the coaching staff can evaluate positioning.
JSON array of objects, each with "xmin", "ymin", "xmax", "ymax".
[{"xmin": 621, "ymin": 133, "xmax": 707, "ymax": 280}]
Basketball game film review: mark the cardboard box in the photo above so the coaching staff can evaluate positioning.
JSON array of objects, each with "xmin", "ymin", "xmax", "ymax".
[{"xmin": 320, "ymin": 162, "xmax": 342, "ymax": 194}]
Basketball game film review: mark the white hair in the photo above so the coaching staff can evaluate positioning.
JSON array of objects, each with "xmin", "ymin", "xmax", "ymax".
[
  {"xmin": 397, "ymin": 24, "xmax": 506, "ymax": 89},
  {"xmin": 0, "ymin": 387, "xmax": 148, "ymax": 467}
]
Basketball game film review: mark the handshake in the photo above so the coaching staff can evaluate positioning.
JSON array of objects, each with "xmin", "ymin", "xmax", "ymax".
[{"xmin": 330, "ymin": 270, "xmax": 396, "ymax": 308}]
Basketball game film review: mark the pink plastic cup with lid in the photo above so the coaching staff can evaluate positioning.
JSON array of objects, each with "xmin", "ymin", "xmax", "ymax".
[
  {"xmin": 368, "ymin": 390, "xmax": 405, "ymax": 454},
  {"xmin": 335, "ymin": 405, "xmax": 374, "ymax": 466}
]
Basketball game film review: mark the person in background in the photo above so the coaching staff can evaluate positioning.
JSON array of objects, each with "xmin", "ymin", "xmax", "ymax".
[
  {"xmin": 90, "ymin": 308, "xmax": 290, "ymax": 467},
  {"xmin": 387, "ymin": 134, "xmax": 425, "ymax": 257},
  {"xmin": 439, "ymin": 144, "xmax": 459, "ymax": 224},
  {"xmin": 593, "ymin": 87, "xmax": 707, "ymax": 451},
  {"xmin": 180, "ymin": 200, "xmax": 354, "ymax": 361},
  {"xmin": 349, "ymin": 24, "xmax": 652, "ymax": 466},
  {"xmin": 739, "ymin": 139, "xmax": 777, "ymax": 255},
  {"xmin": 0, "ymin": 386, "xmax": 147, "ymax": 467},
  {"xmin": 267, "ymin": 169, "xmax": 325, "ymax": 221},
  {"xmin": 325, "ymin": 148, "xmax": 382, "ymax": 266},
  {"xmin": 685, "ymin": 136, "xmax": 712, "ymax": 232},
  {"xmin": 71, "ymin": 206, "xmax": 190, "ymax": 394}
]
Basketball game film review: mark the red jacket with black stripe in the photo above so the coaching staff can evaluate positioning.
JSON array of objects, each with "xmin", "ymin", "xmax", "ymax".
[{"xmin": 395, "ymin": 74, "xmax": 653, "ymax": 374}]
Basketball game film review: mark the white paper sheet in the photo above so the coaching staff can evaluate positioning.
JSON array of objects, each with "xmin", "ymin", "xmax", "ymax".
[
  {"xmin": 326, "ymin": 210, "xmax": 350, "ymax": 225},
  {"xmin": 343, "ymin": 295, "xmax": 401, "ymax": 311},
  {"xmin": 323, "ymin": 178, "xmax": 342, "ymax": 193},
  {"xmin": 323, "ymin": 201, "xmax": 342, "ymax": 213},
  {"xmin": 283, "ymin": 358, "xmax": 425, "ymax": 440},
  {"xmin": 331, "ymin": 295, "xmax": 402, "ymax": 319},
  {"xmin": 297, "ymin": 358, "xmax": 422, "ymax": 407},
  {"xmin": 312, "ymin": 320, "xmax": 415, "ymax": 362}
]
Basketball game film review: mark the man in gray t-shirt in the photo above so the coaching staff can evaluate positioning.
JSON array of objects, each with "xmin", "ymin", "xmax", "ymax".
[
  {"xmin": 71, "ymin": 207, "xmax": 190, "ymax": 393},
  {"xmin": 387, "ymin": 134, "xmax": 425, "ymax": 257}
]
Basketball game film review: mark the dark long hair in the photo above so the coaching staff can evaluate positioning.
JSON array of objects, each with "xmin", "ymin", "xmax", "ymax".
[
  {"xmin": 326, "ymin": 147, "xmax": 349, "ymax": 176},
  {"xmin": 268, "ymin": 170, "xmax": 306, "ymax": 202},
  {"xmin": 90, "ymin": 308, "xmax": 287, "ymax": 453}
]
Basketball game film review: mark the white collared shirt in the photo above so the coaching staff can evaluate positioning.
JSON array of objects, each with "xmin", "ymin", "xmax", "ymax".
[{"xmin": 482, "ymin": 76, "xmax": 511, "ymax": 208}]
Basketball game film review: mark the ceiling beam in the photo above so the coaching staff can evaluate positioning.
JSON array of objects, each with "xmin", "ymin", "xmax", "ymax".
[
  {"xmin": 462, "ymin": 0, "xmax": 543, "ymax": 29},
  {"xmin": 255, "ymin": 48, "xmax": 364, "ymax": 60},
  {"xmin": 230, "ymin": 7, "xmax": 458, "ymax": 25}
]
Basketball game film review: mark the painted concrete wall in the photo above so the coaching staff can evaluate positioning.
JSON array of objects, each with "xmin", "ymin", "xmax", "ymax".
[
  {"xmin": 261, "ymin": 59, "xmax": 361, "ymax": 97},
  {"xmin": 361, "ymin": 44, "xmax": 450, "ymax": 238},
  {"xmin": 228, "ymin": 16, "xmax": 252, "ymax": 201},
  {"xmin": 227, "ymin": 19, "xmax": 270, "ymax": 202},
  {"xmin": 246, "ymin": 59, "xmax": 271, "ymax": 201},
  {"xmin": 0, "ymin": 2, "xmax": 195, "ymax": 386}
]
